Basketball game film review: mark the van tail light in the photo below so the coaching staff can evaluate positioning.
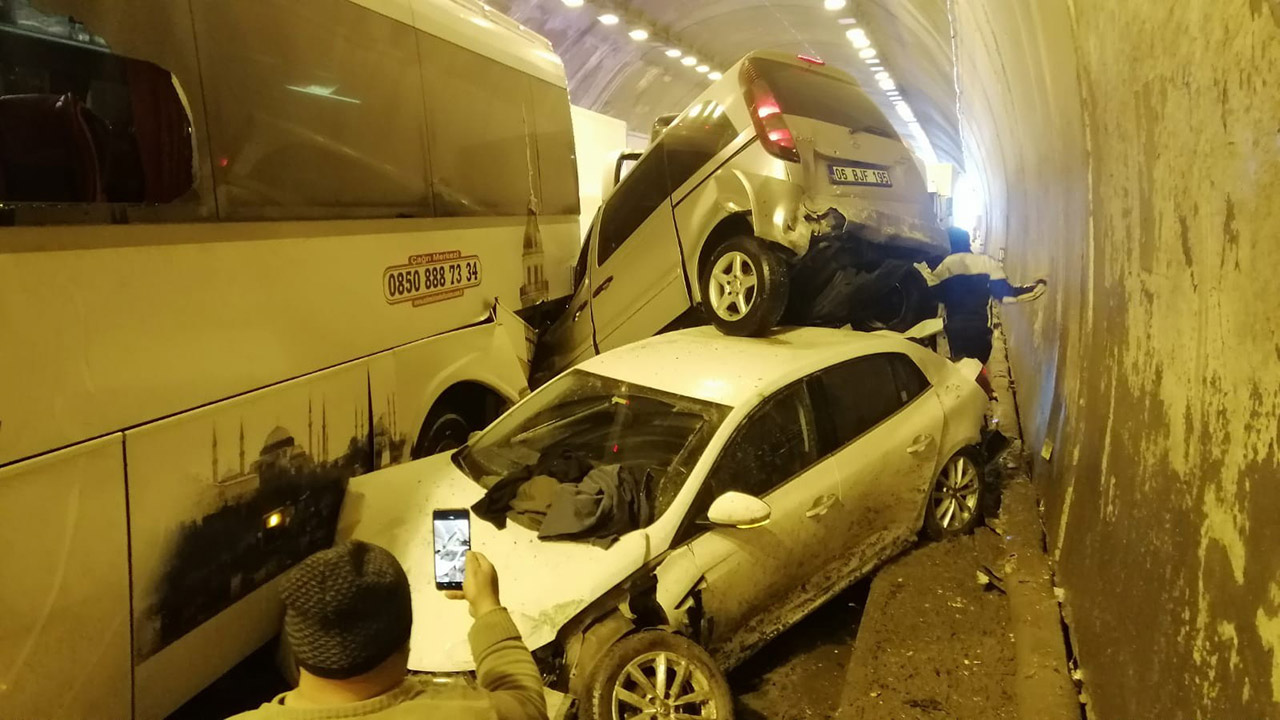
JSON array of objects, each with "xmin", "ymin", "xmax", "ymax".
[{"xmin": 741, "ymin": 65, "xmax": 800, "ymax": 163}]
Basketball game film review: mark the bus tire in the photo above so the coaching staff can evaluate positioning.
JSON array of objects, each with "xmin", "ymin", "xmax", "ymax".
[{"xmin": 413, "ymin": 409, "xmax": 471, "ymax": 458}]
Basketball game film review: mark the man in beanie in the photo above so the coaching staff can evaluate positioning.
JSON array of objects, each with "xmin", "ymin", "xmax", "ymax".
[
  {"xmin": 934, "ymin": 226, "xmax": 1046, "ymax": 364},
  {"xmin": 230, "ymin": 541, "xmax": 547, "ymax": 719}
]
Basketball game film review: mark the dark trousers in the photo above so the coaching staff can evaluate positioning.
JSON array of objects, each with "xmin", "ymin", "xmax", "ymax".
[{"xmin": 947, "ymin": 322, "xmax": 993, "ymax": 364}]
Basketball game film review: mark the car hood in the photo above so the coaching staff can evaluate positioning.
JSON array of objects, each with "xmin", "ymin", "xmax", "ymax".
[{"xmin": 336, "ymin": 453, "xmax": 651, "ymax": 672}]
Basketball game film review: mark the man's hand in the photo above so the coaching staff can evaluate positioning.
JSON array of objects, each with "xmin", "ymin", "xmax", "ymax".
[{"xmin": 444, "ymin": 551, "xmax": 502, "ymax": 617}]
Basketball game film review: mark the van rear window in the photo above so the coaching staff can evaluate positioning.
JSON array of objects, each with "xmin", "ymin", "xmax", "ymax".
[{"xmin": 746, "ymin": 58, "xmax": 899, "ymax": 140}]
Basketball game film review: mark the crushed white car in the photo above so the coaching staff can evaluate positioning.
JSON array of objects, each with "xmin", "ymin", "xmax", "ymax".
[{"xmin": 338, "ymin": 324, "xmax": 989, "ymax": 719}]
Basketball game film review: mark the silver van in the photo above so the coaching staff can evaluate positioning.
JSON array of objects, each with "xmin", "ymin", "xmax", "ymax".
[{"xmin": 537, "ymin": 50, "xmax": 948, "ymax": 378}]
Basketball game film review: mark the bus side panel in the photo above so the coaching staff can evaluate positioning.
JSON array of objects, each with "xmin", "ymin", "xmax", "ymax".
[
  {"xmin": 369, "ymin": 308, "xmax": 532, "ymax": 464},
  {"xmin": 0, "ymin": 220, "xmax": 530, "ymax": 468},
  {"xmin": 125, "ymin": 362, "xmax": 373, "ymax": 719},
  {"xmin": 0, "ymin": 436, "xmax": 131, "ymax": 720}
]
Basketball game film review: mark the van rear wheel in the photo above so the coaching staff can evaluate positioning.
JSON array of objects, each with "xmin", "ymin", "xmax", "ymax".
[{"xmin": 702, "ymin": 236, "xmax": 789, "ymax": 337}]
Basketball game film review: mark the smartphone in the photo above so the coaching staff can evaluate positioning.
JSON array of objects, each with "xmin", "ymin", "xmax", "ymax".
[{"xmin": 433, "ymin": 508, "xmax": 470, "ymax": 591}]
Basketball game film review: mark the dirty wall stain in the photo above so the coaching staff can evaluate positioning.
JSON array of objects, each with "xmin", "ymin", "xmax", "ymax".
[{"xmin": 956, "ymin": 0, "xmax": 1280, "ymax": 716}]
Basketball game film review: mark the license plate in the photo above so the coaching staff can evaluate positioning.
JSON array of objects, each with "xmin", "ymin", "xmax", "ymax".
[{"xmin": 828, "ymin": 164, "xmax": 893, "ymax": 187}]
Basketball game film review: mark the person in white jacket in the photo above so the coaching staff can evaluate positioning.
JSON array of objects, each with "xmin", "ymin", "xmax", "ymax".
[{"xmin": 934, "ymin": 227, "xmax": 1046, "ymax": 364}]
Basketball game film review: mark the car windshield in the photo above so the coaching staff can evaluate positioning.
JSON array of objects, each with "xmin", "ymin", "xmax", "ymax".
[
  {"xmin": 458, "ymin": 370, "xmax": 731, "ymax": 517},
  {"xmin": 748, "ymin": 58, "xmax": 899, "ymax": 140}
]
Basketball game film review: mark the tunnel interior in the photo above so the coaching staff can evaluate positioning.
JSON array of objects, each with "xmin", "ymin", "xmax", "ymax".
[{"xmin": 487, "ymin": 0, "xmax": 1280, "ymax": 716}]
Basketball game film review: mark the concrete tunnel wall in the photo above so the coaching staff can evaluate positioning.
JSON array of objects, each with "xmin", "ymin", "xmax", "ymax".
[{"xmin": 954, "ymin": 0, "xmax": 1280, "ymax": 716}]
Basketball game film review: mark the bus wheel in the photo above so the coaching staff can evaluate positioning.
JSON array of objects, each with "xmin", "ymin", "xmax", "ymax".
[{"xmin": 413, "ymin": 409, "xmax": 471, "ymax": 458}]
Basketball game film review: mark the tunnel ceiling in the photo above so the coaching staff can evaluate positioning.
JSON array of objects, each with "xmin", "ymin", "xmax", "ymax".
[{"xmin": 491, "ymin": 0, "xmax": 962, "ymax": 168}]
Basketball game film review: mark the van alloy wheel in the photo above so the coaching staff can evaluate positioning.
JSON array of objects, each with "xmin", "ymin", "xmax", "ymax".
[
  {"xmin": 707, "ymin": 251, "xmax": 757, "ymax": 321},
  {"xmin": 612, "ymin": 651, "xmax": 719, "ymax": 720},
  {"xmin": 931, "ymin": 453, "xmax": 980, "ymax": 531}
]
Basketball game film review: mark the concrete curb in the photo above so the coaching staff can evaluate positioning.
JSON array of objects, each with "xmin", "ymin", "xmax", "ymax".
[
  {"xmin": 999, "ymin": 478, "xmax": 1082, "ymax": 720},
  {"xmin": 988, "ymin": 316, "xmax": 1082, "ymax": 719}
]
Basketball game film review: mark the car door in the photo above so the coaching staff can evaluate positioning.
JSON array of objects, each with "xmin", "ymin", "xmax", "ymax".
[
  {"xmin": 686, "ymin": 382, "xmax": 846, "ymax": 654},
  {"xmin": 534, "ymin": 221, "xmax": 600, "ymax": 379},
  {"xmin": 591, "ymin": 140, "xmax": 689, "ymax": 352},
  {"xmin": 812, "ymin": 353, "xmax": 946, "ymax": 552}
]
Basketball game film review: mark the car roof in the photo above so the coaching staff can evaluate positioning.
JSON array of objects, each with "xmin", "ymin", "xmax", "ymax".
[{"xmin": 576, "ymin": 326, "xmax": 915, "ymax": 407}]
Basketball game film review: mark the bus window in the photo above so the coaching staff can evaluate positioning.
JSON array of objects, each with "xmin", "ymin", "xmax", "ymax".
[
  {"xmin": 529, "ymin": 79, "xmax": 580, "ymax": 217},
  {"xmin": 418, "ymin": 35, "xmax": 536, "ymax": 217},
  {"xmin": 0, "ymin": 1, "xmax": 196, "ymax": 209},
  {"xmin": 190, "ymin": 0, "xmax": 432, "ymax": 220}
]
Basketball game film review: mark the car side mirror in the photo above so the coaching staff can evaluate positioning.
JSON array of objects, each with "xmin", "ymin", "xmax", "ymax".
[
  {"xmin": 707, "ymin": 491, "xmax": 771, "ymax": 528},
  {"xmin": 602, "ymin": 149, "xmax": 643, "ymax": 199}
]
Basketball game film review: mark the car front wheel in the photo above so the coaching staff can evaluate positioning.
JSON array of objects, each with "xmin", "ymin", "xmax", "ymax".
[
  {"xmin": 702, "ymin": 236, "xmax": 789, "ymax": 337},
  {"xmin": 583, "ymin": 631, "xmax": 733, "ymax": 720},
  {"xmin": 923, "ymin": 449, "xmax": 985, "ymax": 539}
]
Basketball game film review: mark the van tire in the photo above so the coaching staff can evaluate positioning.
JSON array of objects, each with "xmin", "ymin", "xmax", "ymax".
[{"xmin": 701, "ymin": 236, "xmax": 790, "ymax": 337}]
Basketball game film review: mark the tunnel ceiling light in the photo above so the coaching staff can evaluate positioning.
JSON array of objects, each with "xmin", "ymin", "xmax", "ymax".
[
  {"xmin": 695, "ymin": 64, "xmax": 710, "ymax": 73},
  {"xmin": 837, "ymin": 17, "xmax": 857, "ymax": 24},
  {"xmin": 875, "ymin": 71, "xmax": 890, "ymax": 81},
  {"xmin": 629, "ymin": 28, "xmax": 649, "ymax": 40},
  {"xmin": 846, "ymin": 28, "xmax": 866, "ymax": 42},
  {"xmin": 708, "ymin": 71, "xmax": 723, "ymax": 80},
  {"xmin": 896, "ymin": 104, "xmax": 917, "ymax": 122},
  {"xmin": 824, "ymin": 0, "xmax": 847, "ymax": 9},
  {"xmin": 858, "ymin": 47, "xmax": 877, "ymax": 59},
  {"xmin": 665, "ymin": 48, "xmax": 683, "ymax": 58},
  {"xmin": 879, "ymin": 78, "xmax": 896, "ymax": 90},
  {"xmin": 681, "ymin": 56, "xmax": 698, "ymax": 66},
  {"xmin": 598, "ymin": 13, "xmax": 619, "ymax": 25},
  {"xmin": 561, "ymin": 0, "xmax": 584, "ymax": 6},
  {"xmin": 863, "ymin": 54, "xmax": 879, "ymax": 64},
  {"xmin": 870, "ymin": 65, "xmax": 885, "ymax": 72}
]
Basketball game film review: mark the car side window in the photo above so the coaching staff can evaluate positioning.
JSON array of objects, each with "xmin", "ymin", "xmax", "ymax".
[
  {"xmin": 890, "ymin": 355, "xmax": 931, "ymax": 404},
  {"xmin": 597, "ymin": 145, "xmax": 671, "ymax": 265},
  {"xmin": 708, "ymin": 382, "xmax": 819, "ymax": 499},
  {"xmin": 814, "ymin": 354, "xmax": 907, "ymax": 448}
]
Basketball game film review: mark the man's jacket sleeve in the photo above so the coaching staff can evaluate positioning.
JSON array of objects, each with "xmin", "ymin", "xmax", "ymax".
[{"xmin": 469, "ymin": 607, "xmax": 550, "ymax": 720}]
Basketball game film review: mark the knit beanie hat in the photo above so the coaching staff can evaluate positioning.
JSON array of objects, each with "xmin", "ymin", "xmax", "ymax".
[{"xmin": 281, "ymin": 541, "xmax": 413, "ymax": 679}]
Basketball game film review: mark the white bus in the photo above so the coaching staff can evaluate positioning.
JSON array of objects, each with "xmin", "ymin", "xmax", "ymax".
[{"xmin": 0, "ymin": 0, "xmax": 579, "ymax": 716}]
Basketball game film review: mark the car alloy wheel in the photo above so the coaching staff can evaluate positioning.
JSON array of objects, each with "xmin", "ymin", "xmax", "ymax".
[
  {"xmin": 707, "ymin": 250, "xmax": 758, "ymax": 322},
  {"xmin": 584, "ymin": 631, "xmax": 731, "ymax": 720},
  {"xmin": 700, "ymin": 235, "xmax": 790, "ymax": 337},
  {"xmin": 932, "ymin": 453, "xmax": 980, "ymax": 532},
  {"xmin": 612, "ymin": 651, "xmax": 719, "ymax": 720}
]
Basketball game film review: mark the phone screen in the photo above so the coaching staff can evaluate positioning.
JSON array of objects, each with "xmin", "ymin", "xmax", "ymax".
[{"xmin": 433, "ymin": 509, "xmax": 470, "ymax": 590}]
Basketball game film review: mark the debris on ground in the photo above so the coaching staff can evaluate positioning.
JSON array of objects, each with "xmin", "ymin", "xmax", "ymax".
[{"xmin": 977, "ymin": 565, "xmax": 1007, "ymax": 594}]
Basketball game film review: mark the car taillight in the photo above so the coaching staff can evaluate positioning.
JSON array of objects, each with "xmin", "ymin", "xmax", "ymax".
[{"xmin": 742, "ymin": 68, "xmax": 800, "ymax": 163}]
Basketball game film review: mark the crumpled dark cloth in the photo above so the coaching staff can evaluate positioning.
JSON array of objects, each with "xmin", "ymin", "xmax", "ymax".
[
  {"xmin": 470, "ymin": 449, "xmax": 595, "ymax": 529},
  {"xmin": 538, "ymin": 465, "xmax": 653, "ymax": 548},
  {"xmin": 506, "ymin": 475, "xmax": 560, "ymax": 531}
]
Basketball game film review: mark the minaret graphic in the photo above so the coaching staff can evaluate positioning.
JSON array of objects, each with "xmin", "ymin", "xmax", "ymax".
[
  {"xmin": 238, "ymin": 420, "xmax": 246, "ymax": 475},
  {"xmin": 322, "ymin": 401, "xmax": 329, "ymax": 461},
  {"xmin": 308, "ymin": 398, "xmax": 314, "ymax": 456},
  {"xmin": 211, "ymin": 426, "xmax": 218, "ymax": 481}
]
